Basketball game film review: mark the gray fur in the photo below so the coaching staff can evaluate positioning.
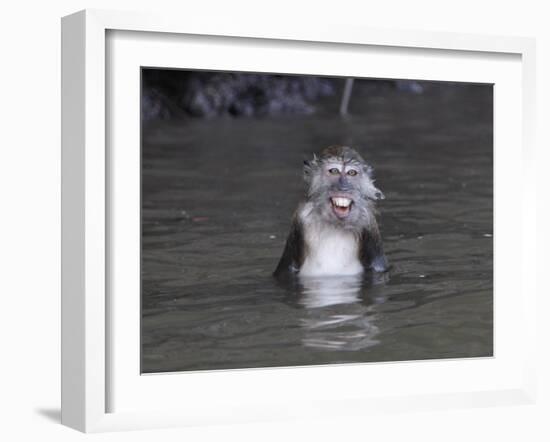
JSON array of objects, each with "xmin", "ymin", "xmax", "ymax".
[{"xmin": 274, "ymin": 145, "xmax": 389, "ymax": 278}]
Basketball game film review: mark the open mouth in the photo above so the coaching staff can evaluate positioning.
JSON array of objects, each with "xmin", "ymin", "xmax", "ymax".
[{"xmin": 330, "ymin": 196, "xmax": 353, "ymax": 219}]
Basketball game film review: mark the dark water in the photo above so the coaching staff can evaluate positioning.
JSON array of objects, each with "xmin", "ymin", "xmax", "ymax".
[{"xmin": 141, "ymin": 82, "xmax": 493, "ymax": 373}]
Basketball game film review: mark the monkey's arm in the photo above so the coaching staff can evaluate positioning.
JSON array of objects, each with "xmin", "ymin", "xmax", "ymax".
[
  {"xmin": 360, "ymin": 225, "xmax": 389, "ymax": 272},
  {"xmin": 273, "ymin": 216, "xmax": 304, "ymax": 278}
]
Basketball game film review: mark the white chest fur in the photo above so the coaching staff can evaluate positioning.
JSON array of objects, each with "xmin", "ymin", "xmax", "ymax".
[{"xmin": 299, "ymin": 223, "xmax": 364, "ymax": 277}]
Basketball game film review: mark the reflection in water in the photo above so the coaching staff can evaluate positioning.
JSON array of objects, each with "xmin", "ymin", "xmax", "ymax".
[
  {"xmin": 298, "ymin": 275, "xmax": 364, "ymax": 308},
  {"xmin": 297, "ymin": 274, "xmax": 384, "ymax": 351},
  {"xmin": 141, "ymin": 83, "xmax": 494, "ymax": 373}
]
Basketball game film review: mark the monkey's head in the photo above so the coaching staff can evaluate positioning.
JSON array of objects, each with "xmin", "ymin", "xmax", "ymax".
[{"xmin": 303, "ymin": 145, "xmax": 384, "ymax": 230}]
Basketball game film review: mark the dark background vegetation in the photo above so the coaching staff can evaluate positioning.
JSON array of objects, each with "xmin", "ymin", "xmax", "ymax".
[{"xmin": 141, "ymin": 69, "xmax": 430, "ymax": 121}]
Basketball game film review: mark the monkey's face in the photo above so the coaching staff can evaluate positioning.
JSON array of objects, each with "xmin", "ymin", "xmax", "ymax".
[
  {"xmin": 324, "ymin": 161, "xmax": 362, "ymax": 221},
  {"xmin": 304, "ymin": 153, "xmax": 384, "ymax": 230}
]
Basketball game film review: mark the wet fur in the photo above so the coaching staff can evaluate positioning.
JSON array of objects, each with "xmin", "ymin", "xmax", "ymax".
[{"xmin": 274, "ymin": 145, "xmax": 389, "ymax": 278}]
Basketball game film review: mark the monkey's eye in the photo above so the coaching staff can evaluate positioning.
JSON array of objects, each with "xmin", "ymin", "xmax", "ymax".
[
  {"xmin": 328, "ymin": 168, "xmax": 340, "ymax": 175},
  {"xmin": 347, "ymin": 169, "xmax": 358, "ymax": 176}
]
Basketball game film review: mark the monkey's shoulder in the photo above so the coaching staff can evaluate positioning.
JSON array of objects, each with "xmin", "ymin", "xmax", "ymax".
[
  {"xmin": 273, "ymin": 210, "xmax": 306, "ymax": 278},
  {"xmin": 358, "ymin": 227, "xmax": 389, "ymax": 273}
]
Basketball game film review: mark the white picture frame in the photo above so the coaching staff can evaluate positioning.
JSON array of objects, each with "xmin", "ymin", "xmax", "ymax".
[{"xmin": 61, "ymin": 9, "xmax": 537, "ymax": 433}]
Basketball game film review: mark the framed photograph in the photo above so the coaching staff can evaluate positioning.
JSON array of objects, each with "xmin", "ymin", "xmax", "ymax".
[{"xmin": 61, "ymin": 9, "xmax": 537, "ymax": 433}]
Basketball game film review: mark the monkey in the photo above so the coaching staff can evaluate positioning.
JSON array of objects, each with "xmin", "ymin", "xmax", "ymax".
[{"xmin": 273, "ymin": 145, "xmax": 389, "ymax": 279}]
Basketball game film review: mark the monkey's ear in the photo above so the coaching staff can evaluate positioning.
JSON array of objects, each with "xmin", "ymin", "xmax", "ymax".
[
  {"xmin": 373, "ymin": 186, "xmax": 385, "ymax": 200},
  {"xmin": 365, "ymin": 165, "xmax": 375, "ymax": 179},
  {"xmin": 303, "ymin": 154, "xmax": 319, "ymax": 174},
  {"xmin": 303, "ymin": 159, "xmax": 313, "ymax": 182}
]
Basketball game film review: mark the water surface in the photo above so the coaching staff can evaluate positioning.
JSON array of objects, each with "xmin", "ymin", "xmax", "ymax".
[{"xmin": 141, "ymin": 82, "xmax": 493, "ymax": 373}]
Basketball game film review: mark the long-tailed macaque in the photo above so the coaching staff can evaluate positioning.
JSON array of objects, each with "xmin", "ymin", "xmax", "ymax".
[{"xmin": 274, "ymin": 145, "xmax": 389, "ymax": 278}]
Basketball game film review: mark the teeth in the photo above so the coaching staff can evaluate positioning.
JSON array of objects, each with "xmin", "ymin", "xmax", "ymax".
[{"xmin": 332, "ymin": 197, "xmax": 351, "ymax": 208}]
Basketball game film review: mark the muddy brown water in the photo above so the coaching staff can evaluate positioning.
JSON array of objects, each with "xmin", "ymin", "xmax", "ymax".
[{"xmin": 141, "ymin": 82, "xmax": 493, "ymax": 373}]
